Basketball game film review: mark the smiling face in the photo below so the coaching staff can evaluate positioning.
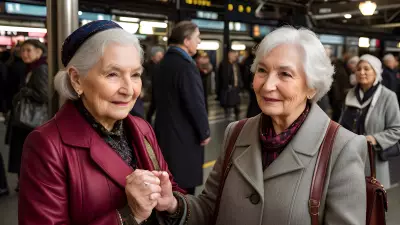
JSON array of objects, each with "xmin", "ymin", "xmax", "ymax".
[
  {"xmin": 356, "ymin": 60, "xmax": 376, "ymax": 89},
  {"xmin": 70, "ymin": 42, "xmax": 142, "ymax": 130},
  {"xmin": 253, "ymin": 44, "xmax": 315, "ymax": 119}
]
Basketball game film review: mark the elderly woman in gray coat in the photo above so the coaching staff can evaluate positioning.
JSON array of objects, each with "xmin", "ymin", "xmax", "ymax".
[
  {"xmin": 339, "ymin": 54, "xmax": 400, "ymax": 189},
  {"xmin": 125, "ymin": 27, "xmax": 368, "ymax": 225}
]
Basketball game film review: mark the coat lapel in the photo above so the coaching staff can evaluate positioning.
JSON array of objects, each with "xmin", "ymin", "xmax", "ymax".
[
  {"xmin": 55, "ymin": 101, "xmax": 133, "ymax": 189},
  {"xmin": 89, "ymin": 135, "xmax": 133, "ymax": 189},
  {"xmin": 263, "ymin": 145, "xmax": 304, "ymax": 181},
  {"xmin": 232, "ymin": 115, "xmax": 264, "ymax": 199},
  {"xmin": 263, "ymin": 104, "xmax": 330, "ymax": 180},
  {"xmin": 231, "ymin": 104, "xmax": 330, "ymax": 193}
]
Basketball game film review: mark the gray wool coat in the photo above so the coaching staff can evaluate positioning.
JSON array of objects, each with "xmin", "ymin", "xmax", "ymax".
[
  {"xmin": 340, "ymin": 84, "xmax": 400, "ymax": 188},
  {"xmin": 180, "ymin": 104, "xmax": 368, "ymax": 225}
]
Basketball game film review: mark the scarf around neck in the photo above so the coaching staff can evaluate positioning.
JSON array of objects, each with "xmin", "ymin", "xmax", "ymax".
[
  {"xmin": 259, "ymin": 103, "xmax": 310, "ymax": 169},
  {"xmin": 355, "ymin": 83, "xmax": 380, "ymax": 105}
]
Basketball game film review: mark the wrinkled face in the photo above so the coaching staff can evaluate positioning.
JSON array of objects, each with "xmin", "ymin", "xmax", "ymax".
[
  {"xmin": 185, "ymin": 28, "xmax": 201, "ymax": 56},
  {"xmin": 356, "ymin": 61, "xmax": 376, "ymax": 87},
  {"xmin": 72, "ymin": 43, "xmax": 142, "ymax": 128},
  {"xmin": 21, "ymin": 44, "xmax": 42, "ymax": 63},
  {"xmin": 152, "ymin": 51, "xmax": 164, "ymax": 64},
  {"xmin": 253, "ymin": 44, "xmax": 314, "ymax": 118}
]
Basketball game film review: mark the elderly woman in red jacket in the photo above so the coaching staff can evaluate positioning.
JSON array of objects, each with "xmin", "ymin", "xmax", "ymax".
[{"xmin": 18, "ymin": 20, "xmax": 184, "ymax": 225}]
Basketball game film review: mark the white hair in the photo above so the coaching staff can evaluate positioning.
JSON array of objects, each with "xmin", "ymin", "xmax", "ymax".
[
  {"xmin": 383, "ymin": 53, "xmax": 395, "ymax": 62},
  {"xmin": 54, "ymin": 28, "xmax": 143, "ymax": 100},
  {"xmin": 251, "ymin": 26, "xmax": 334, "ymax": 103}
]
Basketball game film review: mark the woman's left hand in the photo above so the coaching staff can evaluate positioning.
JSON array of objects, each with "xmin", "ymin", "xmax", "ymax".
[
  {"xmin": 366, "ymin": 135, "xmax": 377, "ymax": 145},
  {"xmin": 152, "ymin": 171, "xmax": 178, "ymax": 213}
]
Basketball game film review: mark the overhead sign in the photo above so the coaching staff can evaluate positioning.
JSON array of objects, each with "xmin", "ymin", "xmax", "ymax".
[
  {"xmin": 319, "ymin": 34, "xmax": 344, "ymax": 45},
  {"xmin": 192, "ymin": 19, "xmax": 248, "ymax": 32},
  {"xmin": 5, "ymin": 2, "xmax": 46, "ymax": 17}
]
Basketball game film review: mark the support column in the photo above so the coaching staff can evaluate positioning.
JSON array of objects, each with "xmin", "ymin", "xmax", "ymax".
[{"xmin": 46, "ymin": 0, "xmax": 79, "ymax": 116}]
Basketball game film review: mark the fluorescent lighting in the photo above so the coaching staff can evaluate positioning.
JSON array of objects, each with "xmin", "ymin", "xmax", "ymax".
[
  {"xmin": 0, "ymin": 25, "xmax": 46, "ymax": 33},
  {"xmin": 139, "ymin": 26, "xmax": 154, "ymax": 35},
  {"xmin": 359, "ymin": 1, "xmax": 377, "ymax": 16},
  {"xmin": 359, "ymin": 37, "xmax": 370, "ymax": 48},
  {"xmin": 119, "ymin": 17, "xmax": 140, "ymax": 23},
  {"xmin": 197, "ymin": 41, "xmax": 220, "ymax": 50},
  {"xmin": 115, "ymin": 21, "xmax": 139, "ymax": 34},
  {"xmin": 140, "ymin": 21, "xmax": 167, "ymax": 28},
  {"xmin": 81, "ymin": 20, "xmax": 92, "ymax": 26},
  {"xmin": 231, "ymin": 44, "xmax": 246, "ymax": 51},
  {"xmin": 344, "ymin": 14, "xmax": 352, "ymax": 19}
]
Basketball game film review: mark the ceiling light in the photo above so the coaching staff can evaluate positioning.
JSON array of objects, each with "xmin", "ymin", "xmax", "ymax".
[
  {"xmin": 344, "ymin": 14, "xmax": 352, "ymax": 19},
  {"xmin": 78, "ymin": 11, "xmax": 82, "ymax": 16},
  {"xmin": 140, "ymin": 21, "xmax": 168, "ymax": 28},
  {"xmin": 119, "ymin": 17, "xmax": 140, "ymax": 23},
  {"xmin": 359, "ymin": 37, "xmax": 370, "ymax": 48},
  {"xmin": 197, "ymin": 41, "xmax": 220, "ymax": 50},
  {"xmin": 115, "ymin": 21, "xmax": 139, "ymax": 34},
  {"xmin": 231, "ymin": 44, "xmax": 246, "ymax": 51},
  {"xmin": 359, "ymin": 1, "xmax": 377, "ymax": 16},
  {"xmin": 0, "ymin": 25, "xmax": 47, "ymax": 33}
]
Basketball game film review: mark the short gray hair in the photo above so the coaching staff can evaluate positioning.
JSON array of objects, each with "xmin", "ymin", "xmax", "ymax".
[
  {"xmin": 54, "ymin": 28, "xmax": 143, "ymax": 100},
  {"xmin": 251, "ymin": 26, "xmax": 334, "ymax": 103},
  {"xmin": 383, "ymin": 53, "xmax": 395, "ymax": 62},
  {"xmin": 150, "ymin": 46, "xmax": 164, "ymax": 57}
]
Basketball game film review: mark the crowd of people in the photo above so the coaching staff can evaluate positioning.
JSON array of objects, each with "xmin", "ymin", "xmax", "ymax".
[{"xmin": 0, "ymin": 18, "xmax": 399, "ymax": 225}]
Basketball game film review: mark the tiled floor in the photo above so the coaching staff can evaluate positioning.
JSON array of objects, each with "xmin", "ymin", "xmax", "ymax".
[{"xmin": 1, "ymin": 99, "xmax": 399, "ymax": 224}]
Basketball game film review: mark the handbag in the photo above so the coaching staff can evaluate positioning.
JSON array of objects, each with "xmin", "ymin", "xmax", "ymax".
[
  {"xmin": 309, "ymin": 121, "xmax": 388, "ymax": 225},
  {"xmin": 13, "ymin": 97, "xmax": 48, "ymax": 129},
  {"xmin": 378, "ymin": 142, "xmax": 400, "ymax": 161}
]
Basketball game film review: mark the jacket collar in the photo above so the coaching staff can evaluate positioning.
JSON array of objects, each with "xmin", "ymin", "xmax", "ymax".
[
  {"xmin": 54, "ymin": 101, "xmax": 151, "ymax": 189},
  {"xmin": 167, "ymin": 46, "xmax": 194, "ymax": 63},
  {"xmin": 236, "ymin": 103, "xmax": 329, "ymax": 156},
  {"xmin": 345, "ymin": 85, "xmax": 382, "ymax": 109},
  {"xmin": 232, "ymin": 103, "xmax": 330, "ymax": 198}
]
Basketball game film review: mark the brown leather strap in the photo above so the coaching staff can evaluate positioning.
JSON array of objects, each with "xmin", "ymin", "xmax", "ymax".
[
  {"xmin": 368, "ymin": 143, "xmax": 376, "ymax": 178},
  {"xmin": 210, "ymin": 119, "xmax": 248, "ymax": 225},
  {"xmin": 309, "ymin": 121, "xmax": 340, "ymax": 225}
]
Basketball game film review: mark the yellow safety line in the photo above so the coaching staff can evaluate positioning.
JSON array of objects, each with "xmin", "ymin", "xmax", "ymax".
[{"xmin": 203, "ymin": 160, "xmax": 216, "ymax": 168}]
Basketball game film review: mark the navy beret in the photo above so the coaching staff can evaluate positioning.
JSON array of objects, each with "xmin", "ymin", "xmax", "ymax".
[{"xmin": 61, "ymin": 20, "xmax": 122, "ymax": 67}]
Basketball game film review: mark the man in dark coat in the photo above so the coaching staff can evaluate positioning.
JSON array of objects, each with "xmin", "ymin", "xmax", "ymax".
[
  {"xmin": 382, "ymin": 54, "xmax": 399, "ymax": 93},
  {"xmin": 153, "ymin": 21, "xmax": 210, "ymax": 194}
]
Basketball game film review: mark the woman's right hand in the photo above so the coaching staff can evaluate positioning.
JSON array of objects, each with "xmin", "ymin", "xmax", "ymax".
[{"xmin": 125, "ymin": 169, "xmax": 162, "ymax": 223}]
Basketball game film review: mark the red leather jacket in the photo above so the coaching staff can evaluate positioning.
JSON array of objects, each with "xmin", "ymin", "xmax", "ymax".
[{"xmin": 18, "ymin": 101, "xmax": 182, "ymax": 225}]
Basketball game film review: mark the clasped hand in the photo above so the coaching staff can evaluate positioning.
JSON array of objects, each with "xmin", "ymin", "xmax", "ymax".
[{"xmin": 125, "ymin": 169, "xmax": 176, "ymax": 223}]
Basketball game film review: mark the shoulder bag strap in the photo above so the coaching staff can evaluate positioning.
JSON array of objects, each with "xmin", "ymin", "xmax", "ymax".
[
  {"xmin": 210, "ymin": 119, "xmax": 248, "ymax": 225},
  {"xmin": 367, "ymin": 143, "xmax": 376, "ymax": 178},
  {"xmin": 309, "ymin": 120, "xmax": 340, "ymax": 225}
]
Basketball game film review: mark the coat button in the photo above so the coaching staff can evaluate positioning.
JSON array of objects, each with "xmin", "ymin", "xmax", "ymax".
[{"xmin": 249, "ymin": 193, "xmax": 260, "ymax": 205}]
